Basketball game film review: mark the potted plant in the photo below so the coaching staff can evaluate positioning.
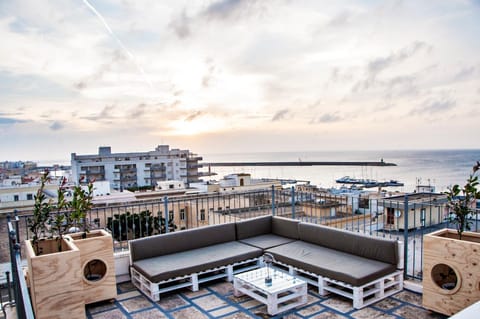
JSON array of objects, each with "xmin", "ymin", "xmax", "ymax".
[
  {"xmin": 66, "ymin": 180, "xmax": 118, "ymax": 304},
  {"xmin": 25, "ymin": 171, "xmax": 85, "ymax": 319},
  {"xmin": 422, "ymin": 161, "xmax": 480, "ymax": 316}
]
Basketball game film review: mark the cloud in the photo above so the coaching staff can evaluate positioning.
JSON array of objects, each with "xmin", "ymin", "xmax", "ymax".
[
  {"xmin": 271, "ymin": 109, "xmax": 289, "ymax": 121},
  {"xmin": 131, "ymin": 103, "xmax": 147, "ymax": 118},
  {"xmin": 74, "ymin": 50, "xmax": 126, "ymax": 90},
  {"xmin": 204, "ymin": 0, "xmax": 246, "ymax": 20},
  {"xmin": 185, "ymin": 110, "xmax": 203, "ymax": 121},
  {"xmin": 410, "ymin": 97, "xmax": 456, "ymax": 115},
  {"xmin": 202, "ymin": 58, "xmax": 216, "ymax": 88},
  {"xmin": 315, "ymin": 113, "xmax": 342, "ymax": 123},
  {"xmin": 352, "ymin": 42, "xmax": 431, "ymax": 93},
  {"xmin": 328, "ymin": 10, "xmax": 352, "ymax": 27},
  {"xmin": 49, "ymin": 121, "xmax": 64, "ymax": 131},
  {"xmin": 169, "ymin": 9, "xmax": 192, "ymax": 39},
  {"xmin": 384, "ymin": 75, "xmax": 419, "ymax": 99},
  {"xmin": 367, "ymin": 41, "xmax": 430, "ymax": 77},
  {"xmin": 454, "ymin": 66, "xmax": 475, "ymax": 81},
  {"xmin": 0, "ymin": 117, "xmax": 25, "ymax": 125},
  {"xmin": 82, "ymin": 104, "xmax": 116, "ymax": 121}
]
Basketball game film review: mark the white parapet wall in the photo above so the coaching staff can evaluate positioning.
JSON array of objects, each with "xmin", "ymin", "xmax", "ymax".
[{"xmin": 114, "ymin": 250, "xmax": 131, "ymax": 283}]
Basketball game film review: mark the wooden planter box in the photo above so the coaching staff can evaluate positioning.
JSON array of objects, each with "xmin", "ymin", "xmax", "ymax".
[
  {"xmin": 423, "ymin": 228, "xmax": 480, "ymax": 316},
  {"xmin": 66, "ymin": 229, "xmax": 117, "ymax": 304},
  {"xmin": 26, "ymin": 238, "xmax": 85, "ymax": 319}
]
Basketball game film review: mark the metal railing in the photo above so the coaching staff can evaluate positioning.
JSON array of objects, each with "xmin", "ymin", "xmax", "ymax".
[
  {"xmin": 6, "ymin": 214, "xmax": 35, "ymax": 319},
  {"xmin": 3, "ymin": 186, "xmax": 479, "ymax": 281}
]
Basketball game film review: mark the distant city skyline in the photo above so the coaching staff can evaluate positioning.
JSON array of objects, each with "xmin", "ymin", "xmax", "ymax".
[{"xmin": 1, "ymin": 0, "xmax": 479, "ymax": 161}]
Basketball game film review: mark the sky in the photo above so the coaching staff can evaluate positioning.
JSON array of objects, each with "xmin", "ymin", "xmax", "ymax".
[{"xmin": 1, "ymin": 0, "xmax": 479, "ymax": 162}]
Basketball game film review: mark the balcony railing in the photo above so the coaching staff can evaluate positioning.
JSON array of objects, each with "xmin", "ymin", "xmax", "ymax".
[{"xmin": 2, "ymin": 187, "xmax": 479, "ymax": 282}]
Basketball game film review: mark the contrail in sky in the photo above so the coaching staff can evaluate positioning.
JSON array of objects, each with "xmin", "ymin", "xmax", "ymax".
[{"xmin": 81, "ymin": 0, "xmax": 153, "ymax": 88}]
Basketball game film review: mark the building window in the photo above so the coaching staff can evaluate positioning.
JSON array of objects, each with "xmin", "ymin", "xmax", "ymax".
[
  {"xmin": 27, "ymin": 194, "xmax": 33, "ymax": 200},
  {"xmin": 420, "ymin": 208, "xmax": 426, "ymax": 227},
  {"xmin": 169, "ymin": 211, "xmax": 174, "ymax": 220},
  {"xmin": 14, "ymin": 195, "xmax": 19, "ymax": 202},
  {"xmin": 180, "ymin": 209, "xmax": 185, "ymax": 220},
  {"xmin": 200, "ymin": 209, "xmax": 206, "ymax": 221}
]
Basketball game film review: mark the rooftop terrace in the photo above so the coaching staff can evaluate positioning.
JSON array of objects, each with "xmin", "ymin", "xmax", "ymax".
[{"xmin": 2, "ymin": 186, "xmax": 479, "ymax": 318}]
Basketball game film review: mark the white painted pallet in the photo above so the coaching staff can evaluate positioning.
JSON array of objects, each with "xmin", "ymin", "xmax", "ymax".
[
  {"xmin": 273, "ymin": 261, "xmax": 404, "ymax": 309},
  {"xmin": 131, "ymin": 258, "xmax": 260, "ymax": 301}
]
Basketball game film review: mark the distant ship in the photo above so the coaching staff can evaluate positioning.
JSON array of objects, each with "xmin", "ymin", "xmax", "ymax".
[{"xmin": 335, "ymin": 176, "xmax": 404, "ymax": 188}]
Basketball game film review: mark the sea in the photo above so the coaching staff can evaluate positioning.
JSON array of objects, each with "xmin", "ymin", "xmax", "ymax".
[
  {"xmin": 200, "ymin": 149, "xmax": 480, "ymax": 193},
  {"xmin": 38, "ymin": 149, "xmax": 480, "ymax": 193}
]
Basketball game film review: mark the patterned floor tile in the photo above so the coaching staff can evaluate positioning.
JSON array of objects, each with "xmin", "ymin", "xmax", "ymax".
[
  {"xmin": 119, "ymin": 295, "xmax": 153, "ymax": 313},
  {"xmin": 372, "ymin": 297, "xmax": 403, "ymax": 310},
  {"xmin": 131, "ymin": 308, "xmax": 168, "ymax": 319},
  {"xmin": 392, "ymin": 291, "xmax": 422, "ymax": 306},
  {"xmin": 350, "ymin": 307, "xmax": 396, "ymax": 319},
  {"xmin": 394, "ymin": 305, "xmax": 447, "ymax": 319},
  {"xmin": 298, "ymin": 303, "xmax": 325, "ymax": 316},
  {"xmin": 90, "ymin": 308, "xmax": 128, "ymax": 319},
  {"xmin": 221, "ymin": 312, "xmax": 255, "ymax": 319},
  {"xmin": 192, "ymin": 294, "xmax": 228, "ymax": 311},
  {"xmin": 210, "ymin": 306, "xmax": 239, "ymax": 317},
  {"xmin": 182, "ymin": 288, "xmax": 211, "ymax": 298},
  {"xmin": 157, "ymin": 294, "xmax": 189, "ymax": 310},
  {"xmin": 310, "ymin": 310, "xmax": 349, "ymax": 319},
  {"xmin": 170, "ymin": 306, "xmax": 210, "ymax": 319},
  {"xmin": 116, "ymin": 290, "xmax": 141, "ymax": 301},
  {"xmin": 320, "ymin": 297, "xmax": 354, "ymax": 313}
]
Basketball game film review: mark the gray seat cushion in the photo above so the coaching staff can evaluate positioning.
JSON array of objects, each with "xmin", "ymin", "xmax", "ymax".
[
  {"xmin": 133, "ymin": 241, "xmax": 262, "ymax": 283},
  {"xmin": 239, "ymin": 234, "xmax": 296, "ymax": 249},
  {"xmin": 266, "ymin": 241, "xmax": 397, "ymax": 286}
]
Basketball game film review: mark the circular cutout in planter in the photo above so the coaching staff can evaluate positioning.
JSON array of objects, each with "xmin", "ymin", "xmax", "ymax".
[
  {"xmin": 83, "ymin": 259, "xmax": 107, "ymax": 282},
  {"xmin": 431, "ymin": 263, "xmax": 460, "ymax": 292}
]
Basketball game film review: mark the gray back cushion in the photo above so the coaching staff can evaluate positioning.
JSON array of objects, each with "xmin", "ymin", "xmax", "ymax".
[
  {"xmin": 235, "ymin": 215, "xmax": 272, "ymax": 240},
  {"xmin": 130, "ymin": 223, "xmax": 236, "ymax": 262},
  {"xmin": 298, "ymin": 222, "xmax": 398, "ymax": 265},
  {"xmin": 272, "ymin": 216, "xmax": 300, "ymax": 239}
]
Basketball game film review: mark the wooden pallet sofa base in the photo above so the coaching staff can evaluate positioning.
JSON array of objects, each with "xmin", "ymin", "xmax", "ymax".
[
  {"xmin": 273, "ymin": 261, "xmax": 403, "ymax": 309},
  {"xmin": 131, "ymin": 258, "xmax": 260, "ymax": 301}
]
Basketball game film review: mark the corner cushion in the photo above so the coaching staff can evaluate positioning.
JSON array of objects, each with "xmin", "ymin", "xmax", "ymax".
[
  {"xmin": 235, "ymin": 215, "xmax": 272, "ymax": 240},
  {"xmin": 239, "ymin": 234, "xmax": 297, "ymax": 249}
]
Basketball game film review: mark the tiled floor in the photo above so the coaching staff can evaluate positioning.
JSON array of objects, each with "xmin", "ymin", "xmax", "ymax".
[{"xmin": 86, "ymin": 281, "xmax": 448, "ymax": 319}]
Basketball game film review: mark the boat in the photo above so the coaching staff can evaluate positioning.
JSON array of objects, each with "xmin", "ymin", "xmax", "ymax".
[{"xmin": 335, "ymin": 176, "xmax": 403, "ymax": 188}]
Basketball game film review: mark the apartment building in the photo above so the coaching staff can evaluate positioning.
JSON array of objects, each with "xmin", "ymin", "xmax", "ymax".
[{"xmin": 71, "ymin": 145, "xmax": 202, "ymax": 190}]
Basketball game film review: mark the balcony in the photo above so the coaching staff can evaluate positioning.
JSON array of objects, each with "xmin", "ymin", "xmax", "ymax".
[{"xmin": 3, "ymin": 188, "xmax": 477, "ymax": 319}]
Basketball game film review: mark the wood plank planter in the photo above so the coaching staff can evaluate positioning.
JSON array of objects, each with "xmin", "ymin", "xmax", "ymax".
[
  {"xmin": 26, "ymin": 238, "xmax": 85, "ymax": 319},
  {"xmin": 423, "ymin": 228, "xmax": 480, "ymax": 316},
  {"xmin": 67, "ymin": 229, "xmax": 117, "ymax": 304}
]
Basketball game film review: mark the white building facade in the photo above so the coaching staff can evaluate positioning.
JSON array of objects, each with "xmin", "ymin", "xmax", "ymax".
[{"xmin": 71, "ymin": 145, "xmax": 202, "ymax": 190}]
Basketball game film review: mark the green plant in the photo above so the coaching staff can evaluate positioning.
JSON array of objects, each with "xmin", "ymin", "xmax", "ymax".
[
  {"xmin": 445, "ymin": 161, "xmax": 480, "ymax": 240},
  {"xmin": 106, "ymin": 210, "xmax": 177, "ymax": 241},
  {"xmin": 28, "ymin": 171, "xmax": 52, "ymax": 255},
  {"xmin": 27, "ymin": 171, "xmax": 95, "ymax": 254}
]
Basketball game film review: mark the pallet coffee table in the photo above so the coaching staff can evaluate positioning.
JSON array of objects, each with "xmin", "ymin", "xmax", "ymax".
[{"xmin": 233, "ymin": 267, "xmax": 308, "ymax": 315}]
